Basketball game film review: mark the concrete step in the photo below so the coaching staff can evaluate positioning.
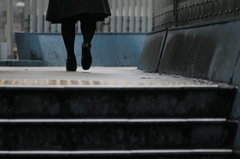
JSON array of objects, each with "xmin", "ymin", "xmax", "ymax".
[
  {"xmin": 0, "ymin": 87, "xmax": 237, "ymax": 119},
  {"xmin": 0, "ymin": 119, "xmax": 237, "ymax": 150},
  {"xmin": 0, "ymin": 150, "xmax": 239, "ymax": 159},
  {"xmin": 0, "ymin": 67, "xmax": 238, "ymax": 159}
]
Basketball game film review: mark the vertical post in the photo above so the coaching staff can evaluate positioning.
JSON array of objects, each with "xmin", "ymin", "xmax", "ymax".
[
  {"xmin": 147, "ymin": 0, "xmax": 153, "ymax": 32},
  {"xmin": 77, "ymin": 21, "xmax": 81, "ymax": 33},
  {"xmin": 30, "ymin": 0, "xmax": 37, "ymax": 33},
  {"xmin": 24, "ymin": 0, "xmax": 30, "ymax": 32},
  {"xmin": 110, "ymin": 0, "xmax": 117, "ymax": 32},
  {"xmin": 51, "ymin": 24, "xmax": 57, "ymax": 33},
  {"xmin": 116, "ymin": 0, "xmax": 123, "ymax": 32},
  {"xmin": 129, "ymin": 0, "xmax": 135, "ymax": 32},
  {"xmin": 58, "ymin": 24, "xmax": 61, "ymax": 33},
  {"xmin": 96, "ymin": 22, "xmax": 102, "ymax": 32},
  {"xmin": 142, "ymin": 0, "xmax": 147, "ymax": 32},
  {"xmin": 44, "ymin": 0, "xmax": 51, "ymax": 33},
  {"xmin": 123, "ymin": 0, "xmax": 129, "ymax": 33},
  {"xmin": 7, "ymin": 0, "xmax": 13, "ymax": 59},
  {"xmin": 135, "ymin": 0, "xmax": 141, "ymax": 32},
  {"xmin": 37, "ymin": 0, "xmax": 44, "ymax": 33}
]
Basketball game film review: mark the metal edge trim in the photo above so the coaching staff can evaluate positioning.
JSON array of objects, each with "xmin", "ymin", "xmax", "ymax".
[{"xmin": 0, "ymin": 149, "xmax": 233, "ymax": 155}]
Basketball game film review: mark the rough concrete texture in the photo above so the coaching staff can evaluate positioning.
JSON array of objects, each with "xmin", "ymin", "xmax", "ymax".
[
  {"xmin": 138, "ymin": 30, "xmax": 167, "ymax": 72},
  {"xmin": 0, "ymin": 67, "xmax": 228, "ymax": 85},
  {"xmin": 159, "ymin": 21, "xmax": 240, "ymax": 85},
  {"xmin": 231, "ymin": 88, "xmax": 240, "ymax": 119}
]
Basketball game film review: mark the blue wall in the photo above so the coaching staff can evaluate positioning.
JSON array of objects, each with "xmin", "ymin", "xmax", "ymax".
[{"xmin": 15, "ymin": 33, "xmax": 146, "ymax": 67}]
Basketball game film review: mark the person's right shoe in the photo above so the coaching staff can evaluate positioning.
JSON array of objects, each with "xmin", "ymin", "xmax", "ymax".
[
  {"xmin": 81, "ymin": 43, "xmax": 92, "ymax": 70},
  {"xmin": 66, "ymin": 56, "xmax": 77, "ymax": 71}
]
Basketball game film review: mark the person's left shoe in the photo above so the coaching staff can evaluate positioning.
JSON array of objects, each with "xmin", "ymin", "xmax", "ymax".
[
  {"xmin": 81, "ymin": 43, "xmax": 92, "ymax": 70},
  {"xmin": 66, "ymin": 56, "xmax": 77, "ymax": 71}
]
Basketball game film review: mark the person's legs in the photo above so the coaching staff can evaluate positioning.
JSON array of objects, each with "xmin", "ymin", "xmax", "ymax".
[
  {"xmin": 81, "ymin": 21, "xmax": 96, "ymax": 44},
  {"xmin": 61, "ymin": 21, "xmax": 77, "ymax": 71},
  {"xmin": 80, "ymin": 21, "xmax": 96, "ymax": 70},
  {"xmin": 61, "ymin": 21, "xmax": 76, "ymax": 58}
]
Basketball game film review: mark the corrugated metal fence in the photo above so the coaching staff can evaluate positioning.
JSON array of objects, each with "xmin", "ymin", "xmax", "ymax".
[{"xmin": 23, "ymin": 0, "xmax": 157, "ymax": 33}]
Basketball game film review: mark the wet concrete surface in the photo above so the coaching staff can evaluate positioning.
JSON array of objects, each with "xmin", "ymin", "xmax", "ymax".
[{"xmin": 0, "ymin": 67, "xmax": 230, "ymax": 87}]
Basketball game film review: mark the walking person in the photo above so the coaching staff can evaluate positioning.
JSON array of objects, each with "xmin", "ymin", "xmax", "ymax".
[{"xmin": 46, "ymin": 0, "xmax": 111, "ymax": 71}]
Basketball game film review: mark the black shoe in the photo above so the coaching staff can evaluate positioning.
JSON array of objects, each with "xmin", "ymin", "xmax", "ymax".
[
  {"xmin": 81, "ymin": 43, "xmax": 92, "ymax": 70},
  {"xmin": 66, "ymin": 57, "xmax": 77, "ymax": 71}
]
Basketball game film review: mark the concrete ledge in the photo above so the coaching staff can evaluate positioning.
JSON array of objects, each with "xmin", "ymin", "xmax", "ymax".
[
  {"xmin": 159, "ymin": 21, "xmax": 240, "ymax": 85},
  {"xmin": 233, "ymin": 54, "xmax": 240, "ymax": 85},
  {"xmin": 0, "ymin": 60, "xmax": 44, "ymax": 67},
  {"xmin": 15, "ymin": 33, "xmax": 146, "ymax": 67},
  {"xmin": 139, "ymin": 20, "xmax": 240, "ymax": 86},
  {"xmin": 138, "ymin": 30, "xmax": 167, "ymax": 72},
  {"xmin": 231, "ymin": 88, "xmax": 240, "ymax": 119}
]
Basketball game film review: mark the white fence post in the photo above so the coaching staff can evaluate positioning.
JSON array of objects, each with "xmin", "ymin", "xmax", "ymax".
[
  {"xmin": 102, "ymin": 16, "xmax": 110, "ymax": 32},
  {"xmin": 129, "ymin": 0, "xmax": 135, "ymax": 32},
  {"xmin": 30, "ymin": 0, "xmax": 37, "ymax": 33},
  {"xmin": 135, "ymin": 0, "xmax": 141, "ymax": 32},
  {"xmin": 110, "ymin": 0, "xmax": 117, "ymax": 32},
  {"xmin": 147, "ymin": 0, "xmax": 153, "ymax": 32},
  {"xmin": 142, "ymin": 0, "xmax": 147, "ymax": 33},
  {"xmin": 23, "ymin": 0, "xmax": 30, "ymax": 32},
  {"xmin": 123, "ymin": 0, "xmax": 129, "ymax": 33},
  {"xmin": 50, "ymin": 24, "xmax": 56, "ymax": 33},
  {"xmin": 116, "ymin": 0, "xmax": 123, "ymax": 33},
  {"xmin": 7, "ymin": 0, "xmax": 13, "ymax": 59},
  {"xmin": 77, "ymin": 21, "xmax": 81, "ymax": 33},
  {"xmin": 37, "ymin": 0, "xmax": 44, "ymax": 33},
  {"xmin": 44, "ymin": 0, "xmax": 51, "ymax": 33}
]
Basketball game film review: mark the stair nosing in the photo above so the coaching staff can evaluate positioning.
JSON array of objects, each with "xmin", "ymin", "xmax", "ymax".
[
  {"xmin": 0, "ymin": 118, "xmax": 237, "ymax": 123},
  {"xmin": 0, "ymin": 149, "xmax": 233, "ymax": 155}
]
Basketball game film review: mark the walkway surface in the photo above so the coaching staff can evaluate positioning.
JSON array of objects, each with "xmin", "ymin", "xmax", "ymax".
[{"xmin": 0, "ymin": 67, "xmax": 232, "ymax": 88}]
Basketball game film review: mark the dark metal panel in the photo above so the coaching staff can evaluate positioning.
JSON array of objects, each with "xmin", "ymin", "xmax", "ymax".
[
  {"xmin": 233, "ymin": 0, "xmax": 240, "ymax": 16},
  {"xmin": 177, "ymin": 1, "xmax": 185, "ymax": 26},
  {"xmin": 186, "ymin": 0, "xmax": 193, "ymax": 25},
  {"xmin": 206, "ymin": 0, "xmax": 214, "ymax": 22},
  {"xmin": 211, "ymin": 0, "xmax": 218, "ymax": 20},
  {"xmin": 228, "ymin": 0, "xmax": 235, "ymax": 17},
  {"xmin": 194, "ymin": 0, "xmax": 201, "ymax": 23},
  {"xmin": 191, "ymin": 0, "xmax": 199, "ymax": 24},
  {"xmin": 198, "ymin": 0, "xmax": 205, "ymax": 23},
  {"xmin": 225, "ymin": 0, "xmax": 231, "ymax": 18},
  {"xmin": 154, "ymin": 0, "xmax": 240, "ymax": 30},
  {"xmin": 220, "ymin": 0, "xmax": 228, "ymax": 19},
  {"xmin": 182, "ymin": 1, "xmax": 189, "ymax": 25}
]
